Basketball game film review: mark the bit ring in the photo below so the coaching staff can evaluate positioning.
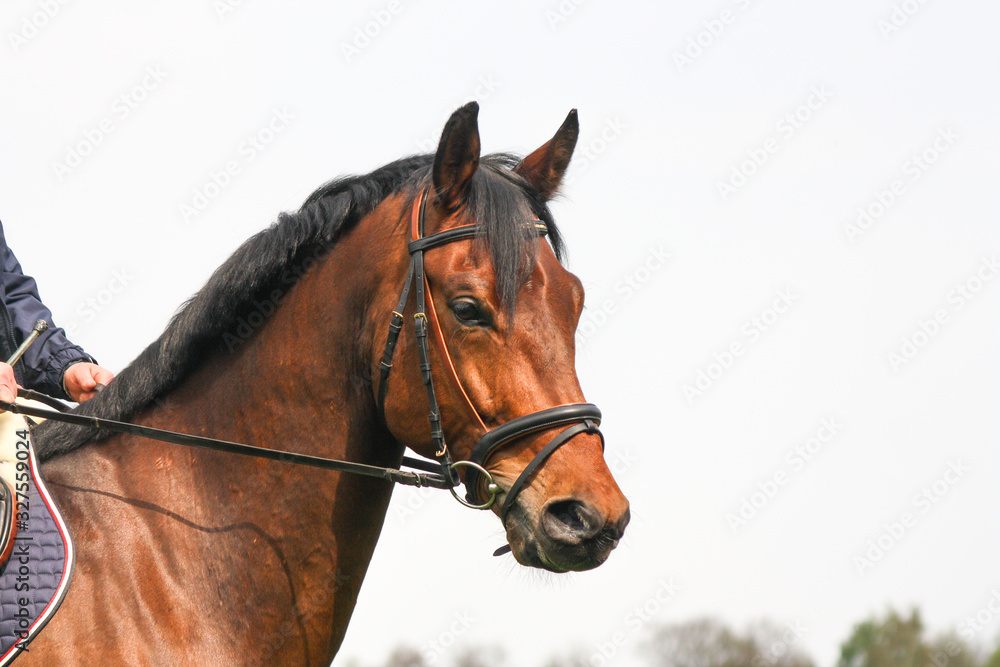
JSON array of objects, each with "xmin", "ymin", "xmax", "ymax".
[{"xmin": 448, "ymin": 460, "xmax": 501, "ymax": 510}]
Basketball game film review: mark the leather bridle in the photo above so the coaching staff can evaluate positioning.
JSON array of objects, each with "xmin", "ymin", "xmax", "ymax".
[
  {"xmin": 376, "ymin": 187, "xmax": 605, "ymax": 523},
  {"xmin": 2, "ymin": 186, "xmax": 607, "ymax": 531}
]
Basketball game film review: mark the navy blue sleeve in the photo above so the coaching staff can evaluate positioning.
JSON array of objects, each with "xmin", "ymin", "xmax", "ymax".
[{"xmin": 0, "ymin": 220, "xmax": 96, "ymax": 400}]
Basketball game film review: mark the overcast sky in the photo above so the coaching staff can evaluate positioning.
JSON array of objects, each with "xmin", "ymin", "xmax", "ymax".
[{"xmin": 3, "ymin": 1, "xmax": 1000, "ymax": 666}]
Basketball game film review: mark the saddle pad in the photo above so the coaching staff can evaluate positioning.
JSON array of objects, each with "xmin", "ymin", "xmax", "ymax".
[{"xmin": 0, "ymin": 409, "xmax": 74, "ymax": 664}]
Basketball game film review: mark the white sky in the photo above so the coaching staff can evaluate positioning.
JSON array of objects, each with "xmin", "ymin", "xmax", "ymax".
[{"xmin": 2, "ymin": 2, "xmax": 1000, "ymax": 666}]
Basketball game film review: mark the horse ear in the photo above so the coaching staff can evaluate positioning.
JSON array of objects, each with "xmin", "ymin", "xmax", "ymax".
[
  {"xmin": 514, "ymin": 109, "xmax": 579, "ymax": 201},
  {"xmin": 432, "ymin": 101, "xmax": 481, "ymax": 212}
]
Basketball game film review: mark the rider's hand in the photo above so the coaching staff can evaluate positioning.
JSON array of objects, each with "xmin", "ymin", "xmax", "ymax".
[
  {"xmin": 63, "ymin": 362, "xmax": 114, "ymax": 403},
  {"xmin": 0, "ymin": 362, "xmax": 16, "ymax": 406}
]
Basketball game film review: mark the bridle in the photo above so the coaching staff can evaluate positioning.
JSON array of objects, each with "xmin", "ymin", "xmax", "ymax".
[
  {"xmin": 1, "ymin": 187, "xmax": 606, "ymax": 529},
  {"xmin": 376, "ymin": 187, "xmax": 605, "ymax": 522}
]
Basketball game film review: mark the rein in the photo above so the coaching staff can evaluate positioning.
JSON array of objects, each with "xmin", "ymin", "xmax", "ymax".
[
  {"xmin": 9, "ymin": 187, "xmax": 606, "ymax": 530},
  {"xmin": 0, "ymin": 392, "xmax": 453, "ymax": 489}
]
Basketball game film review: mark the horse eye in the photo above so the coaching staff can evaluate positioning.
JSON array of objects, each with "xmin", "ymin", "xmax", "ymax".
[{"xmin": 451, "ymin": 299, "xmax": 485, "ymax": 325}]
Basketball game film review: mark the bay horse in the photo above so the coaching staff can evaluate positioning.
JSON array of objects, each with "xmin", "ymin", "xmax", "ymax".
[{"xmin": 29, "ymin": 102, "xmax": 629, "ymax": 665}]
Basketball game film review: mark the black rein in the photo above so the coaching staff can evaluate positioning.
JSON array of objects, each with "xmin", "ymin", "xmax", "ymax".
[{"xmin": 1, "ymin": 393, "xmax": 453, "ymax": 490}]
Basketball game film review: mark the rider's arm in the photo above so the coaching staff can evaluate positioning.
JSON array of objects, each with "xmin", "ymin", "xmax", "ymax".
[{"xmin": 0, "ymin": 220, "xmax": 105, "ymax": 401}]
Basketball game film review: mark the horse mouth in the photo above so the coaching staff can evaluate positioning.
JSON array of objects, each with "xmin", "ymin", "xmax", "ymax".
[
  {"xmin": 509, "ymin": 534, "xmax": 617, "ymax": 573},
  {"xmin": 503, "ymin": 504, "xmax": 626, "ymax": 573}
]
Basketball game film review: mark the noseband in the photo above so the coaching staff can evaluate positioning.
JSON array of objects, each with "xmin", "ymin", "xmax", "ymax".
[{"xmin": 376, "ymin": 188, "xmax": 605, "ymax": 523}]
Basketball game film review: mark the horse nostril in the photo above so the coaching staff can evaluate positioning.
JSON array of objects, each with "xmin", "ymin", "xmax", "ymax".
[{"xmin": 542, "ymin": 499, "xmax": 603, "ymax": 545}]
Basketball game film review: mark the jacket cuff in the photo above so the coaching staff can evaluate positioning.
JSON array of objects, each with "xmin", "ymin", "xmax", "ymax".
[{"xmin": 44, "ymin": 348, "xmax": 97, "ymax": 401}]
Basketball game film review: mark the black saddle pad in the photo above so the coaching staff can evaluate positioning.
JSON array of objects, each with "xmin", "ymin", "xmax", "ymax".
[{"xmin": 0, "ymin": 426, "xmax": 74, "ymax": 664}]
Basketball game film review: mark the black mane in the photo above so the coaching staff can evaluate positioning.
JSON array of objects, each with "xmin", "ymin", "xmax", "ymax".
[{"xmin": 34, "ymin": 153, "xmax": 563, "ymax": 460}]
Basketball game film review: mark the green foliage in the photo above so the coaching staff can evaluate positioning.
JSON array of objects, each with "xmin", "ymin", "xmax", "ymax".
[
  {"xmin": 837, "ymin": 608, "xmax": 981, "ymax": 667},
  {"xmin": 348, "ymin": 606, "xmax": 998, "ymax": 667},
  {"xmin": 838, "ymin": 608, "xmax": 929, "ymax": 667},
  {"xmin": 984, "ymin": 644, "xmax": 1000, "ymax": 667}
]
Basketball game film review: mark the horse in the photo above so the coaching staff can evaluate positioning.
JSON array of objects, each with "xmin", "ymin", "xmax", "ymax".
[{"xmin": 27, "ymin": 102, "xmax": 630, "ymax": 665}]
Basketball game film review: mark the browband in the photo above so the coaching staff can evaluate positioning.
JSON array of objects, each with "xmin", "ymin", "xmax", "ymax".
[{"xmin": 407, "ymin": 222, "xmax": 547, "ymax": 255}]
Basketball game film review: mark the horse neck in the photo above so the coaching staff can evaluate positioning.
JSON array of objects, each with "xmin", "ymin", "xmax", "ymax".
[{"xmin": 133, "ymin": 210, "xmax": 406, "ymax": 660}]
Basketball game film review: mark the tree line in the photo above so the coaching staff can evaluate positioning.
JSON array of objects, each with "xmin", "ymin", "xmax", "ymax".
[{"xmin": 340, "ymin": 607, "xmax": 1000, "ymax": 667}]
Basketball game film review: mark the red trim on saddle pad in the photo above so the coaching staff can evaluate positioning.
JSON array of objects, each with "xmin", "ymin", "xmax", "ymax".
[{"xmin": 0, "ymin": 434, "xmax": 75, "ymax": 665}]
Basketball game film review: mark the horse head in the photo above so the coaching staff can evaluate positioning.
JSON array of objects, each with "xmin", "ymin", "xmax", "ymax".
[{"xmin": 378, "ymin": 103, "xmax": 630, "ymax": 572}]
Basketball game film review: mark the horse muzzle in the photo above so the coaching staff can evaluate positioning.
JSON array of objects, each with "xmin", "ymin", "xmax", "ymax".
[{"xmin": 459, "ymin": 403, "xmax": 631, "ymax": 571}]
